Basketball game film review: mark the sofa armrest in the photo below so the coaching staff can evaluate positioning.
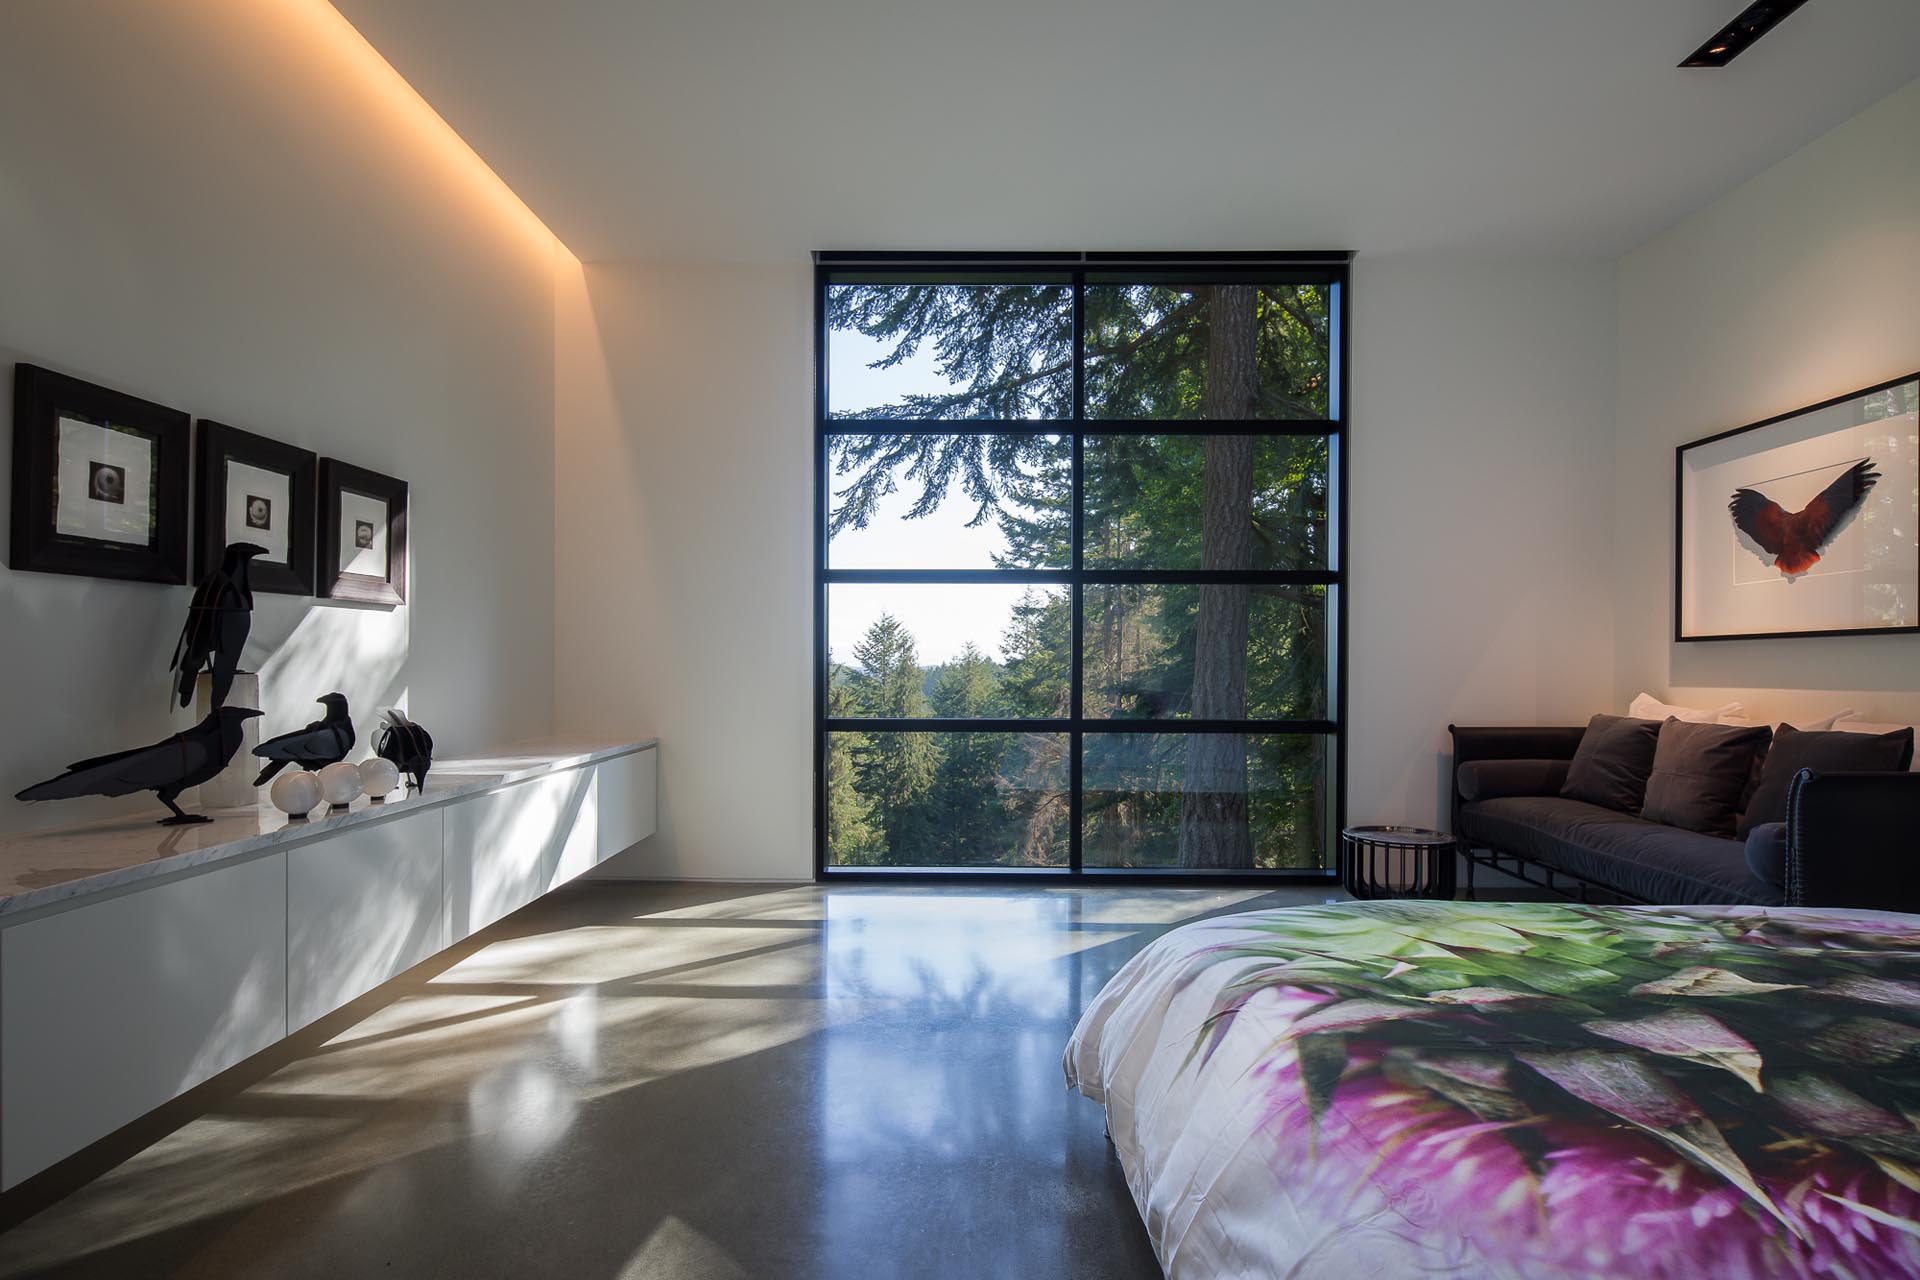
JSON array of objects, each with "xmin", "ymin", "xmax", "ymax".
[
  {"xmin": 1456, "ymin": 759, "xmax": 1571, "ymax": 802},
  {"xmin": 1785, "ymin": 769, "xmax": 1920, "ymax": 911},
  {"xmin": 1448, "ymin": 725, "xmax": 1587, "ymax": 833}
]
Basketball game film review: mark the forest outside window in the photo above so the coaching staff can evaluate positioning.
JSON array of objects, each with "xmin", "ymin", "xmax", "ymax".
[{"xmin": 817, "ymin": 254, "xmax": 1348, "ymax": 878}]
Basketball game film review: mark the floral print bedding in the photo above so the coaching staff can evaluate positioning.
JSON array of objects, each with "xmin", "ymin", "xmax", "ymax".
[{"xmin": 1064, "ymin": 902, "xmax": 1920, "ymax": 1279}]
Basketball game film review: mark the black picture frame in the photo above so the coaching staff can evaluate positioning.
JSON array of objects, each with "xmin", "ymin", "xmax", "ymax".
[
  {"xmin": 194, "ymin": 420, "xmax": 316, "ymax": 596},
  {"xmin": 1674, "ymin": 369, "xmax": 1920, "ymax": 643},
  {"xmin": 9, "ymin": 363, "xmax": 190, "ymax": 585},
  {"xmin": 318, "ymin": 458, "xmax": 407, "ymax": 605}
]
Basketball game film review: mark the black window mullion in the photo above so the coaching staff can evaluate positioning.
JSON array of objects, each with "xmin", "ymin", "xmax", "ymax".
[
  {"xmin": 1068, "ymin": 270, "xmax": 1086, "ymax": 876},
  {"xmin": 819, "ymin": 418, "xmax": 1340, "ymax": 437}
]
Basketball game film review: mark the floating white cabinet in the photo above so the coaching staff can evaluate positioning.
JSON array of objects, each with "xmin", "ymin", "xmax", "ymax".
[
  {"xmin": 446, "ymin": 766, "xmax": 598, "ymax": 941},
  {"xmin": 288, "ymin": 807, "xmax": 445, "ymax": 1031},
  {"xmin": 0, "ymin": 740, "xmax": 655, "ymax": 1189},
  {"xmin": 597, "ymin": 747, "xmax": 658, "ymax": 859},
  {"xmin": 0, "ymin": 852, "xmax": 289, "ymax": 1188}
]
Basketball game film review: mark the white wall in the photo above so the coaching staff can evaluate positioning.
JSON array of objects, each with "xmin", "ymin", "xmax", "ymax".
[
  {"xmin": 555, "ymin": 263, "xmax": 813, "ymax": 880},
  {"xmin": 557, "ymin": 257, "xmax": 1617, "ymax": 878},
  {"xmin": 1349, "ymin": 256, "xmax": 1617, "ymax": 826},
  {"xmin": 1614, "ymin": 78, "xmax": 1920, "ymax": 727},
  {"xmin": 0, "ymin": 0, "xmax": 562, "ymax": 832}
]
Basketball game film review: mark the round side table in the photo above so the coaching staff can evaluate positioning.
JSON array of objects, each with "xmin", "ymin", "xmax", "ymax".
[{"xmin": 1341, "ymin": 826, "xmax": 1459, "ymax": 900}]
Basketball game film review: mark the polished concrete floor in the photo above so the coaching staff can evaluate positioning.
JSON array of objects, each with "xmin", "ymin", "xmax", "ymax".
[{"xmin": 0, "ymin": 881, "xmax": 1340, "ymax": 1279}]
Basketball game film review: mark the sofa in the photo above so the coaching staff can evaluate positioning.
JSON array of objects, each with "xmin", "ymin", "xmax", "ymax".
[{"xmin": 1448, "ymin": 723, "xmax": 1920, "ymax": 912}]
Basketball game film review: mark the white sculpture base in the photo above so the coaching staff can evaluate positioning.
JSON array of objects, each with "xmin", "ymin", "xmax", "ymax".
[{"xmin": 195, "ymin": 671, "xmax": 260, "ymax": 808}]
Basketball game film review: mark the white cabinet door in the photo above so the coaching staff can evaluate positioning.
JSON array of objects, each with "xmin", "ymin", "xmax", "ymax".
[
  {"xmin": 596, "ymin": 747, "xmax": 657, "ymax": 861},
  {"xmin": 1, "ymin": 853, "xmax": 288, "ymax": 1188},
  {"xmin": 287, "ymin": 807, "xmax": 444, "ymax": 1031},
  {"xmin": 444, "ymin": 766, "xmax": 598, "ymax": 942}
]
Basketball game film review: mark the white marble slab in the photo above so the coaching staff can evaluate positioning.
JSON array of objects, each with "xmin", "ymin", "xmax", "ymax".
[{"xmin": 0, "ymin": 737, "xmax": 657, "ymax": 918}]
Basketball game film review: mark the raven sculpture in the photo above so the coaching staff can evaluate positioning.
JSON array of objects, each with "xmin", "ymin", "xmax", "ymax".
[
  {"xmin": 1729, "ymin": 459, "xmax": 1879, "ymax": 578},
  {"xmin": 171, "ymin": 542, "xmax": 266, "ymax": 709},
  {"xmin": 374, "ymin": 709, "xmax": 434, "ymax": 792},
  {"xmin": 252, "ymin": 693, "xmax": 355, "ymax": 787},
  {"xmin": 17, "ymin": 707, "xmax": 264, "ymax": 824}
]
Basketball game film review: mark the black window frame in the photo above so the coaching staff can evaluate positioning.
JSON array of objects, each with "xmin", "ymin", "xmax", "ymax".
[{"xmin": 814, "ymin": 250, "xmax": 1352, "ymax": 883}]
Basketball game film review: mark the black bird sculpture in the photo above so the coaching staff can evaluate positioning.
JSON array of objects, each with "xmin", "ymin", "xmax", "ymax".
[
  {"xmin": 171, "ymin": 542, "xmax": 266, "ymax": 709},
  {"xmin": 374, "ymin": 709, "xmax": 434, "ymax": 792},
  {"xmin": 16, "ymin": 707, "xmax": 264, "ymax": 825},
  {"xmin": 252, "ymin": 693, "xmax": 355, "ymax": 787}
]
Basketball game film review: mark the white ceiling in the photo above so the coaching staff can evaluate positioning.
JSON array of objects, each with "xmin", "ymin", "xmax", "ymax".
[{"xmin": 334, "ymin": 0, "xmax": 1920, "ymax": 263}]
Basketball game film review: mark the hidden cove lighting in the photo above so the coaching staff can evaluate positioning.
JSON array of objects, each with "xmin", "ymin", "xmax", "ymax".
[{"xmin": 1680, "ymin": 0, "xmax": 1810, "ymax": 67}]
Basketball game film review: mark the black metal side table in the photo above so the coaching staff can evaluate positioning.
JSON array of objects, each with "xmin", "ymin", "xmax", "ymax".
[{"xmin": 1341, "ymin": 826, "xmax": 1459, "ymax": 900}]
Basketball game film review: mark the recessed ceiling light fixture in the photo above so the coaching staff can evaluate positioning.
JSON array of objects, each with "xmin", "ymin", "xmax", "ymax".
[{"xmin": 1680, "ymin": 0, "xmax": 1811, "ymax": 67}]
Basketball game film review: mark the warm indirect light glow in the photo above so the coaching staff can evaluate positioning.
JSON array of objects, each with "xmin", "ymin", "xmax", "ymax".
[{"xmin": 295, "ymin": 0, "xmax": 575, "ymax": 262}]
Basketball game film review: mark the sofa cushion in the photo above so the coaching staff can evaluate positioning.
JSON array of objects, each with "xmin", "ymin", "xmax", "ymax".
[
  {"xmin": 1641, "ymin": 719, "xmax": 1773, "ymax": 837},
  {"xmin": 1744, "ymin": 822, "xmax": 1788, "ymax": 893},
  {"xmin": 1560, "ymin": 715, "xmax": 1662, "ymax": 813},
  {"xmin": 1459, "ymin": 795, "xmax": 1780, "ymax": 905},
  {"xmin": 1737, "ymin": 724, "xmax": 1916, "ymax": 837},
  {"xmin": 1457, "ymin": 758, "xmax": 1571, "ymax": 802}
]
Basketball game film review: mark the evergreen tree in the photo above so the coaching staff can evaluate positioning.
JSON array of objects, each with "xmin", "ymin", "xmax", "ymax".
[
  {"xmin": 846, "ymin": 614, "xmax": 939, "ymax": 859},
  {"xmin": 825, "ymin": 665, "xmax": 880, "ymax": 863},
  {"xmin": 927, "ymin": 645, "xmax": 1007, "ymax": 864}
]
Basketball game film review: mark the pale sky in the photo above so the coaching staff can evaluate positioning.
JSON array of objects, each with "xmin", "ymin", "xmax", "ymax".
[{"xmin": 827, "ymin": 322, "xmax": 1045, "ymax": 666}]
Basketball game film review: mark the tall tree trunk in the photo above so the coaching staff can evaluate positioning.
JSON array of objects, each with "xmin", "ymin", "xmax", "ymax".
[{"xmin": 1179, "ymin": 286, "xmax": 1257, "ymax": 868}]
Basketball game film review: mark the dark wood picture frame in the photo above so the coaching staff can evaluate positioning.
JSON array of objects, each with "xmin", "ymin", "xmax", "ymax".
[
  {"xmin": 8, "ymin": 363, "xmax": 190, "ymax": 585},
  {"xmin": 194, "ymin": 420, "xmax": 317, "ymax": 596},
  {"xmin": 318, "ymin": 458, "xmax": 407, "ymax": 605},
  {"xmin": 1674, "ymin": 369, "xmax": 1920, "ymax": 643}
]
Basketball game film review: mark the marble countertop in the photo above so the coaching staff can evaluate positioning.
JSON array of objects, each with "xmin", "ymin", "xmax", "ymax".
[{"xmin": 0, "ymin": 737, "xmax": 657, "ymax": 918}]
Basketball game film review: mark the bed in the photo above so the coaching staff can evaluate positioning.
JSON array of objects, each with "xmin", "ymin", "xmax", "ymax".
[{"xmin": 1065, "ymin": 901, "xmax": 1920, "ymax": 1279}]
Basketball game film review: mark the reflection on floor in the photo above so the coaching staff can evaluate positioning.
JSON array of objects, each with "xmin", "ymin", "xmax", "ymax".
[{"xmin": 0, "ymin": 881, "xmax": 1343, "ymax": 1279}]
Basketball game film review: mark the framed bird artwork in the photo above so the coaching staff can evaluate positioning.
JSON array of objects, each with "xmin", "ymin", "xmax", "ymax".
[
  {"xmin": 1675, "ymin": 371, "xmax": 1919, "ymax": 641},
  {"xmin": 8, "ymin": 363, "xmax": 191, "ymax": 584}
]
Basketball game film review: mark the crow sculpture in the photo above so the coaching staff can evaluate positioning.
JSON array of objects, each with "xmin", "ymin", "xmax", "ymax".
[
  {"xmin": 374, "ymin": 708, "xmax": 434, "ymax": 792},
  {"xmin": 17, "ymin": 707, "xmax": 263, "ymax": 825},
  {"xmin": 252, "ymin": 693, "xmax": 355, "ymax": 787},
  {"xmin": 171, "ymin": 542, "xmax": 266, "ymax": 709},
  {"xmin": 1729, "ymin": 459, "xmax": 1879, "ymax": 577}
]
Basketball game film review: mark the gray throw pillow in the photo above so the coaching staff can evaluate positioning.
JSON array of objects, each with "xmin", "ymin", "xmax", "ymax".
[
  {"xmin": 1560, "ymin": 715, "xmax": 1662, "ymax": 813},
  {"xmin": 1641, "ymin": 719, "xmax": 1774, "ymax": 836},
  {"xmin": 1736, "ymin": 724, "xmax": 1916, "ymax": 837},
  {"xmin": 1744, "ymin": 821, "xmax": 1788, "ymax": 892}
]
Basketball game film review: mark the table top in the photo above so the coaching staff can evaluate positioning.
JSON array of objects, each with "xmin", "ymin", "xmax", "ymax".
[
  {"xmin": 1341, "ymin": 825, "xmax": 1456, "ymax": 846},
  {"xmin": 0, "ymin": 736, "xmax": 657, "ymax": 918}
]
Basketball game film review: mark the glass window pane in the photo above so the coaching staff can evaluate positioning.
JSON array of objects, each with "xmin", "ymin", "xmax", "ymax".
[
  {"xmin": 828, "ymin": 433, "xmax": 1069, "ymax": 570},
  {"xmin": 826, "ymin": 731, "xmax": 1069, "ymax": 867},
  {"xmin": 827, "ymin": 283, "xmax": 1073, "ymax": 419},
  {"xmin": 1082, "ymin": 584, "xmax": 1328, "ymax": 720},
  {"xmin": 1081, "ymin": 733, "xmax": 1332, "ymax": 870},
  {"xmin": 1083, "ymin": 434, "xmax": 1330, "ymax": 571},
  {"xmin": 828, "ymin": 584, "xmax": 1068, "ymax": 719},
  {"xmin": 1084, "ymin": 282, "xmax": 1332, "ymax": 420}
]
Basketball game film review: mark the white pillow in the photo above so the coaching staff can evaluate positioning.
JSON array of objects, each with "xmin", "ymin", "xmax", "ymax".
[
  {"xmin": 1833, "ymin": 719, "xmax": 1920, "ymax": 771},
  {"xmin": 1719, "ymin": 708, "xmax": 1856, "ymax": 732},
  {"xmin": 1629, "ymin": 692, "xmax": 1744, "ymax": 724}
]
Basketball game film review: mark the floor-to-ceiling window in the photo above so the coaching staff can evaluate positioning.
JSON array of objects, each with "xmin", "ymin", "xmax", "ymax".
[{"xmin": 816, "ymin": 252, "xmax": 1348, "ymax": 879}]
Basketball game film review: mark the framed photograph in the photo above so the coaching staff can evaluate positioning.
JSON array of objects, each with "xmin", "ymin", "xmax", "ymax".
[
  {"xmin": 194, "ymin": 420, "xmax": 316, "ymax": 595},
  {"xmin": 9, "ymin": 363, "xmax": 190, "ymax": 584},
  {"xmin": 1676, "ymin": 371, "xmax": 1919, "ymax": 641},
  {"xmin": 318, "ymin": 458, "xmax": 407, "ymax": 605}
]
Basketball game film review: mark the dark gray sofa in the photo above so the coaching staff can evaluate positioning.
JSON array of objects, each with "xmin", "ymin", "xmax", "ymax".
[{"xmin": 1448, "ymin": 724, "xmax": 1920, "ymax": 911}]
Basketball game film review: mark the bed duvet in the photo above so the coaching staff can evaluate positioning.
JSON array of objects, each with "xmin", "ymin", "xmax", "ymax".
[{"xmin": 1065, "ymin": 901, "xmax": 1920, "ymax": 1279}]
